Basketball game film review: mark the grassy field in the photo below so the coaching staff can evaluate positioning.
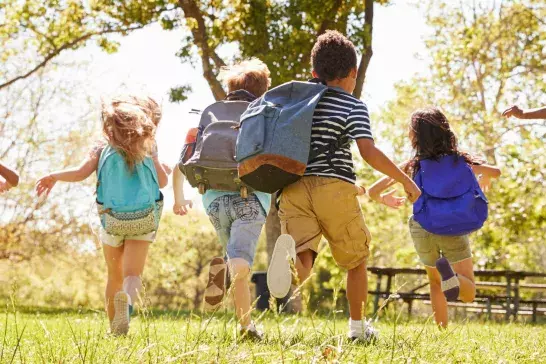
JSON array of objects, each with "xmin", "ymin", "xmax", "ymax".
[{"xmin": 1, "ymin": 306, "xmax": 545, "ymax": 363}]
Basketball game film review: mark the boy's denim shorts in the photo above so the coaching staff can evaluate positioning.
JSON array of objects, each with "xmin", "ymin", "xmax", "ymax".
[
  {"xmin": 206, "ymin": 194, "xmax": 266, "ymax": 266},
  {"xmin": 408, "ymin": 217, "xmax": 472, "ymax": 267}
]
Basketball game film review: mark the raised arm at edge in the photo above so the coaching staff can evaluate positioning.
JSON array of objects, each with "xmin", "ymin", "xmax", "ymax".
[{"xmin": 0, "ymin": 162, "xmax": 19, "ymax": 187}]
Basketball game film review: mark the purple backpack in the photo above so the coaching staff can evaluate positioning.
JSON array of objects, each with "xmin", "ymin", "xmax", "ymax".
[{"xmin": 413, "ymin": 154, "xmax": 488, "ymax": 236}]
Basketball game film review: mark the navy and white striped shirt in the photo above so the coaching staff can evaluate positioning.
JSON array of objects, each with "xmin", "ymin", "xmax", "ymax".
[{"xmin": 305, "ymin": 89, "xmax": 374, "ymax": 183}]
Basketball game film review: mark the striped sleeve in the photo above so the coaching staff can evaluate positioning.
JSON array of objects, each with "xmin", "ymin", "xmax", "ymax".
[{"xmin": 346, "ymin": 102, "xmax": 373, "ymax": 140}]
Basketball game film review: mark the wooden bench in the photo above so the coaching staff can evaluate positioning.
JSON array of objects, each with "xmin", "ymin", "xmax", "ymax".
[{"xmin": 368, "ymin": 267, "xmax": 546, "ymax": 322}]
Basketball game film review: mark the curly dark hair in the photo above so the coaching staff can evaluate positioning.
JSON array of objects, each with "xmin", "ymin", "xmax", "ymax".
[
  {"xmin": 311, "ymin": 30, "xmax": 357, "ymax": 81},
  {"xmin": 405, "ymin": 107, "xmax": 483, "ymax": 177}
]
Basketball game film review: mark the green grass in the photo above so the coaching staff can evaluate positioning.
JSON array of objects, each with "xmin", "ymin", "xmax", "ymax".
[{"xmin": 2, "ymin": 306, "xmax": 546, "ymax": 363}]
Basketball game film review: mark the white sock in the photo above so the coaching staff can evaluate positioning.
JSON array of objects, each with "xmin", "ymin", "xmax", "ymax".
[
  {"xmin": 123, "ymin": 276, "xmax": 142, "ymax": 307},
  {"xmin": 349, "ymin": 319, "xmax": 364, "ymax": 337}
]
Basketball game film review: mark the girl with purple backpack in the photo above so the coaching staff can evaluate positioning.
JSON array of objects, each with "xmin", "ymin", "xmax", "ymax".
[{"xmin": 368, "ymin": 107, "xmax": 501, "ymax": 328}]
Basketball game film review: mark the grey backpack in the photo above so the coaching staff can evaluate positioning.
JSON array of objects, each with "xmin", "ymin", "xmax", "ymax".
[{"xmin": 180, "ymin": 91, "xmax": 255, "ymax": 197}]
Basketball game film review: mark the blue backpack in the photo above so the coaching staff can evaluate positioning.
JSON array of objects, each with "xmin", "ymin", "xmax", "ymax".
[
  {"xmin": 235, "ymin": 81, "xmax": 349, "ymax": 193},
  {"xmin": 96, "ymin": 145, "xmax": 163, "ymax": 236},
  {"xmin": 413, "ymin": 154, "xmax": 488, "ymax": 236}
]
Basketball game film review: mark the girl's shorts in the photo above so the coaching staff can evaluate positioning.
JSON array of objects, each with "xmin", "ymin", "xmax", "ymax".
[
  {"xmin": 408, "ymin": 217, "xmax": 471, "ymax": 267},
  {"xmin": 99, "ymin": 228, "xmax": 156, "ymax": 248}
]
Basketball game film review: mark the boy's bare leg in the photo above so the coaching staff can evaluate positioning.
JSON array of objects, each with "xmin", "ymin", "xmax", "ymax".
[
  {"xmin": 228, "ymin": 258, "xmax": 252, "ymax": 327},
  {"xmin": 452, "ymin": 259, "xmax": 476, "ymax": 303},
  {"xmin": 426, "ymin": 266, "xmax": 448, "ymax": 328},
  {"xmin": 295, "ymin": 250, "xmax": 314, "ymax": 283},
  {"xmin": 103, "ymin": 244, "xmax": 124, "ymax": 321},
  {"xmin": 346, "ymin": 260, "xmax": 367, "ymax": 320}
]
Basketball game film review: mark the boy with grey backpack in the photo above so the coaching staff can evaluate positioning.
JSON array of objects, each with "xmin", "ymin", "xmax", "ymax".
[{"xmin": 173, "ymin": 58, "xmax": 271, "ymax": 341}]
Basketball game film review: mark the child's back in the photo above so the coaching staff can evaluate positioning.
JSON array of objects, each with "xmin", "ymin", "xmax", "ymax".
[{"xmin": 173, "ymin": 58, "xmax": 272, "ymax": 341}]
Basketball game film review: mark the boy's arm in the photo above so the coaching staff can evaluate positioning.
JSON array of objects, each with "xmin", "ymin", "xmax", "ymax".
[
  {"xmin": 35, "ymin": 153, "xmax": 99, "ymax": 197},
  {"xmin": 0, "ymin": 162, "xmax": 19, "ymax": 187},
  {"xmin": 173, "ymin": 166, "xmax": 192, "ymax": 215},
  {"xmin": 502, "ymin": 105, "xmax": 546, "ymax": 119},
  {"xmin": 357, "ymin": 139, "xmax": 421, "ymax": 202}
]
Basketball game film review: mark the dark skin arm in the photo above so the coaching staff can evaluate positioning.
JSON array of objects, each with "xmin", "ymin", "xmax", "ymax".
[{"xmin": 356, "ymin": 139, "xmax": 421, "ymax": 203}]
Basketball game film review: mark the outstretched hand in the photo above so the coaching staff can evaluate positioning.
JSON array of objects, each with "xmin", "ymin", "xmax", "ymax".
[
  {"xmin": 381, "ymin": 189, "xmax": 406, "ymax": 209},
  {"xmin": 0, "ymin": 179, "xmax": 11, "ymax": 193},
  {"xmin": 173, "ymin": 200, "xmax": 193, "ymax": 216},
  {"xmin": 477, "ymin": 174, "xmax": 492, "ymax": 193},
  {"xmin": 356, "ymin": 185, "xmax": 366, "ymax": 196},
  {"xmin": 35, "ymin": 175, "xmax": 57, "ymax": 199},
  {"xmin": 502, "ymin": 105, "xmax": 524, "ymax": 119}
]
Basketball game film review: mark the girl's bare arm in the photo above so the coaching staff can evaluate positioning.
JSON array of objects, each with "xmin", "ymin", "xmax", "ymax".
[
  {"xmin": 367, "ymin": 176, "xmax": 396, "ymax": 203},
  {"xmin": 152, "ymin": 156, "xmax": 169, "ymax": 188},
  {"xmin": 471, "ymin": 164, "xmax": 501, "ymax": 179}
]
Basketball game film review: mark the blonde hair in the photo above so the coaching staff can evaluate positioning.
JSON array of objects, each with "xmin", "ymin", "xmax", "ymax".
[
  {"xmin": 101, "ymin": 98, "xmax": 156, "ymax": 171},
  {"xmin": 219, "ymin": 58, "xmax": 271, "ymax": 97},
  {"xmin": 111, "ymin": 95, "xmax": 162, "ymax": 126}
]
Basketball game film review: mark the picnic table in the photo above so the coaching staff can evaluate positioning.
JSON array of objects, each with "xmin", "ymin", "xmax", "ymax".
[{"xmin": 368, "ymin": 267, "xmax": 546, "ymax": 322}]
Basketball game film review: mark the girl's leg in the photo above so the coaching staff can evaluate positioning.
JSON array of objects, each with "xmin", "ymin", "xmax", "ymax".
[
  {"xmin": 227, "ymin": 258, "xmax": 252, "ymax": 327},
  {"xmin": 103, "ymin": 244, "xmax": 124, "ymax": 322},
  {"xmin": 122, "ymin": 240, "xmax": 150, "ymax": 307},
  {"xmin": 425, "ymin": 266, "xmax": 448, "ymax": 328},
  {"xmin": 452, "ymin": 258, "xmax": 476, "ymax": 302}
]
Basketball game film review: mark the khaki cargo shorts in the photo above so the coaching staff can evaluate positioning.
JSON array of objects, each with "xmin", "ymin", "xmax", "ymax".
[
  {"xmin": 278, "ymin": 176, "xmax": 371, "ymax": 270},
  {"xmin": 408, "ymin": 217, "xmax": 472, "ymax": 267}
]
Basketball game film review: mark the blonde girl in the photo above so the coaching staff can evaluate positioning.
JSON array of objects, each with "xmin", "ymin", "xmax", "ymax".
[{"xmin": 36, "ymin": 97, "xmax": 168, "ymax": 335}]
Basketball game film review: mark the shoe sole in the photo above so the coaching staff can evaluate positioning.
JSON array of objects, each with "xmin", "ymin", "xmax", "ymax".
[
  {"xmin": 204, "ymin": 257, "xmax": 226, "ymax": 311},
  {"xmin": 111, "ymin": 292, "xmax": 130, "ymax": 336},
  {"xmin": 267, "ymin": 234, "xmax": 296, "ymax": 299}
]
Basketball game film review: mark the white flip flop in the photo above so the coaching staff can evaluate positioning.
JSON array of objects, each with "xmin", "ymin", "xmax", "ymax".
[{"xmin": 267, "ymin": 234, "xmax": 297, "ymax": 299}]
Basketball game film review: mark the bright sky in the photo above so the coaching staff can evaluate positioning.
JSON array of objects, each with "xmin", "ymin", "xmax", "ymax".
[{"xmin": 59, "ymin": 0, "xmax": 431, "ymax": 206}]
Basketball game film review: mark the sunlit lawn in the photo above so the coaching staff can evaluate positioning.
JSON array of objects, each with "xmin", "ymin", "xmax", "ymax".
[{"xmin": 2, "ymin": 306, "xmax": 545, "ymax": 363}]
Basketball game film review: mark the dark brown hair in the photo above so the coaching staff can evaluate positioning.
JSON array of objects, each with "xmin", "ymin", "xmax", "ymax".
[
  {"xmin": 406, "ymin": 107, "xmax": 482, "ymax": 177},
  {"xmin": 311, "ymin": 30, "xmax": 357, "ymax": 81}
]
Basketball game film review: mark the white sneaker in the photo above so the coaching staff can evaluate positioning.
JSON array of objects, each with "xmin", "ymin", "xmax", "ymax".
[
  {"xmin": 349, "ymin": 320, "xmax": 378, "ymax": 344},
  {"xmin": 267, "ymin": 234, "xmax": 297, "ymax": 298},
  {"xmin": 111, "ymin": 291, "xmax": 130, "ymax": 336}
]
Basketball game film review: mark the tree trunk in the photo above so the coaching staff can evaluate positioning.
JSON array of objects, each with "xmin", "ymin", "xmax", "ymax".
[
  {"xmin": 353, "ymin": 0, "xmax": 374, "ymax": 99},
  {"xmin": 179, "ymin": 0, "xmax": 226, "ymax": 100}
]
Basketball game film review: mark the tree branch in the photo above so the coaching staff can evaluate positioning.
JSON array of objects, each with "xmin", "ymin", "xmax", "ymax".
[
  {"xmin": 353, "ymin": 0, "xmax": 374, "ymax": 99},
  {"xmin": 0, "ymin": 25, "xmax": 145, "ymax": 91}
]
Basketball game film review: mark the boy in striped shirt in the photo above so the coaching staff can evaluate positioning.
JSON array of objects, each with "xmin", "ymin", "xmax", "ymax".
[{"xmin": 268, "ymin": 30, "xmax": 421, "ymax": 342}]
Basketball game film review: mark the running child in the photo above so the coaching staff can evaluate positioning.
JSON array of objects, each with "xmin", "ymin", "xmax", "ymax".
[
  {"xmin": 0, "ymin": 162, "xmax": 19, "ymax": 193},
  {"xmin": 36, "ymin": 96, "xmax": 169, "ymax": 335},
  {"xmin": 267, "ymin": 30, "xmax": 421, "ymax": 342},
  {"xmin": 368, "ymin": 107, "xmax": 501, "ymax": 328},
  {"xmin": 173, "ymin": 58, "xmax": 271, "ymax": 341}
]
